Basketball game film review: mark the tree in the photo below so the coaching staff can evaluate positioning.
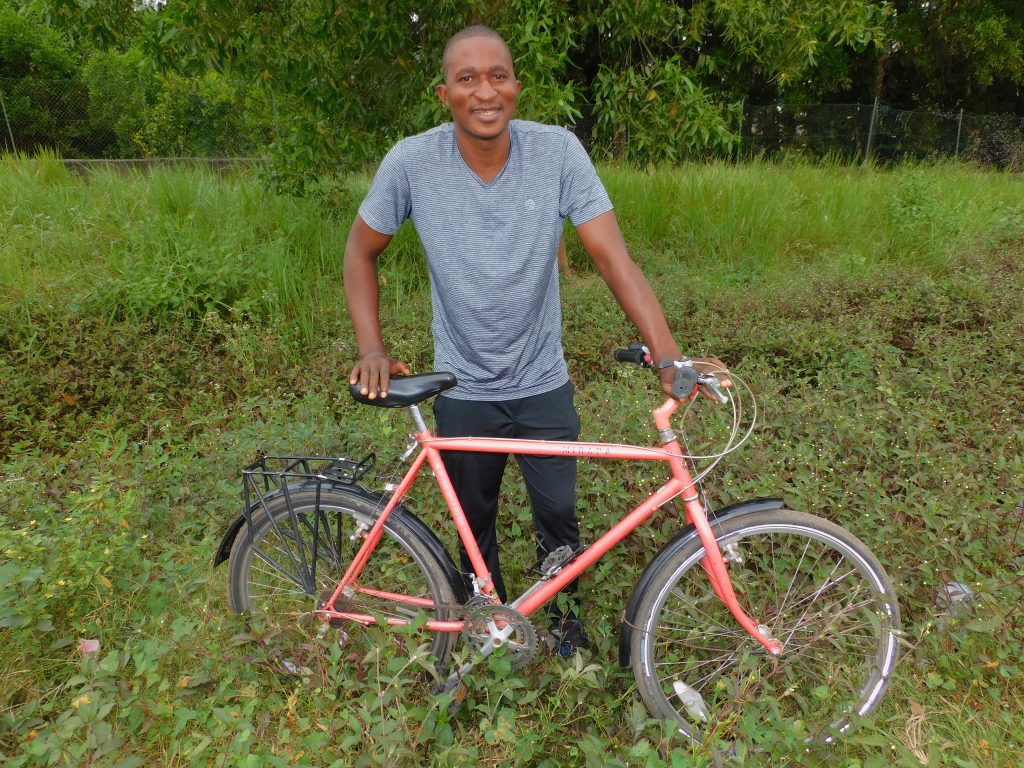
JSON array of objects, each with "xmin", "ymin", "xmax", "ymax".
[
  {"xmin": 0, "ymin": 3, "xmax": 89, "ymax": 153},
  {"xmin": 884, "ymin": 0, "xmax": 1023, "ymax": 112},
  {"xmin": 24, "ymin": 0, "xmax": 893, "ymax": 172},
  {"xmin": 810, "ymin": 0, "xmax": 1024, "ymax": 113}
]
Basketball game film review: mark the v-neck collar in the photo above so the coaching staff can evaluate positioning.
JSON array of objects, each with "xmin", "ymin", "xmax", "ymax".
[{"xmin": 453, "ymin": 126, "xmax": 514, "ymax": 189}]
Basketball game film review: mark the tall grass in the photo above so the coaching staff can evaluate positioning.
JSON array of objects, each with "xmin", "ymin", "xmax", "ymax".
[
  {"xmin": 4, "ymin": 155, "xmax": 1022, "ymax": 342},
  {"xmin": 601, "ymin": 159, "xmax": 1023, "ymax": 277}
]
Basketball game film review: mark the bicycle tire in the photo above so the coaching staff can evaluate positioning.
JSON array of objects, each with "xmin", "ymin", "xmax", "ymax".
[
  {"xmin": 631, "ymin": 509, "xmax": 900, "ymax": 744},
  {"xmin": 227, "ymin": 485, "xmax": 459, "ymax": 673}
]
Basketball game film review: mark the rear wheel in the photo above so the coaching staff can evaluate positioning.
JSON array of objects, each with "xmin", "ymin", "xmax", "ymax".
[
  {"xmin": 631, "ymin": 510, "xmax": 900, "ymax": 744},
  {"xmin": 227, "ymin": 486, "xmax": 459, "ymax": 674}
]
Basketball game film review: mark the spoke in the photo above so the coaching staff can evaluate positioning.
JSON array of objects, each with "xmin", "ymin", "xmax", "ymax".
[
  {"xmin": 772, "ymin": 544, "xmax": 841, "ymax": 636},
  {"xmin": 770, "ymin": 535, "xmax": 815, "ymax": 633},
  {"xmin": 779, "ymin": 606, "xmax": 881, "ymax": 642},
  {"xmin": 250, "ymin": 548, "xmax": 312, "ymax": 592},
  {"xmin": 777, "ymin": 568, "xmax": 858, "ymax": 617},
  {"xmin": 246, "ymin": 577, "xmax": 314, "ymax": 596},
  {"xmin": 653, "ymin": 621, "xmax": 751, "ymax": 640},
  {"xmin": 783, "ymin": 567, "xmax": 852, "ymax": 646},
  {"xmin": 690, "ymin": 652, "xmax": 746, "ymax": 688},
  {"xmin": 660, "ymin": 588, "xmax": 737, "ymax": 626}
]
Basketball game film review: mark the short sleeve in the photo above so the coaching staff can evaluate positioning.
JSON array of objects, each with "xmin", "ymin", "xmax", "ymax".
[
  {"xmin": 558, "ymin": 133, "xmax": 613, "ymax": 227},
  {"xmin": 358, "ymin": 142, "xmax": 412, "ymax": 235}
]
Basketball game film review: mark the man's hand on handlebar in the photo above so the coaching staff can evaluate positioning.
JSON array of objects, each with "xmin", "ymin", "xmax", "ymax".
[
  {"xmin": 657, "ymin": 356, "xmax": 733, "ymax": 402},
  {"xmin": 349, "ymin": 352, "xmax": 411, "ymax": 400}
]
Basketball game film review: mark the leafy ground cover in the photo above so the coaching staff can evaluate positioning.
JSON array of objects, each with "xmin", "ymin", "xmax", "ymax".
[{"xmin": 1, "ymin": 155, "xmax": 1022, "ymax": 766}]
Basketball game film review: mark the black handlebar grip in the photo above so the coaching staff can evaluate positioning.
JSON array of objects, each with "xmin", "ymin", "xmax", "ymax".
[{"xmin": 613, "ymin": 345, "xmax": 649, "ymax": 366}]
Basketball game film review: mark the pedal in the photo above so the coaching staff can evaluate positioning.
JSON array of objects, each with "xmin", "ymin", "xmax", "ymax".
[
  {"xmin": 431, "ymin": 673, "xmax": 470, "ymax": 715},
  {"xmin": 539, "ymin": 545, "xmax": 577, "ymax": 578}
]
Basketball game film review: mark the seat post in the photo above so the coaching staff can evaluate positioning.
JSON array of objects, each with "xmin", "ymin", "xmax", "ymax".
[{"xmin": 408, "ymin": 404, "xmax": 428, "ymax": 433}]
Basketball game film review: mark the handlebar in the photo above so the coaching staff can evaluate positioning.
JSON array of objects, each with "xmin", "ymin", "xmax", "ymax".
[{"xmin": 612, "ymin": 345, "xmax": 729, "ymax": 404}]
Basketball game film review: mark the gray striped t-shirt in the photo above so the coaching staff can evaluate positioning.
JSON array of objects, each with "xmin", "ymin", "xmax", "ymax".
[{"xmin": 358, "ymin": 120, "xmax": 613, "ymax": 401}]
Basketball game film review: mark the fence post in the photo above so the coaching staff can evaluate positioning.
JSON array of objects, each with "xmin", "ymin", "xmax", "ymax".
[
  {"xmin": 0, "ymin": 84, "xmax": 16, "ymax": 153},
  {"xmin": 863, "ymin": 95, "xmax": 880, "ymax": 166},
  {"xmin": 955, "ymin": 107, "xmax": 964, "ymax": 159},
  {"xmin": 735, "ymin": 99, "xmax": 744, "ymax": 163}
]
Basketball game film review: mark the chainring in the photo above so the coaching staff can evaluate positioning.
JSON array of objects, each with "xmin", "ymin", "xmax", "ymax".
[{"xmin": 463, "ymin": 604, "xmax": 537, "ymax": 669}]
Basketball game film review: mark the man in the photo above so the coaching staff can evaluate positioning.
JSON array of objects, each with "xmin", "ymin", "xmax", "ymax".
[{"xmin": 344, "ymin": 25, "xmax": 727, "ymax": 655}]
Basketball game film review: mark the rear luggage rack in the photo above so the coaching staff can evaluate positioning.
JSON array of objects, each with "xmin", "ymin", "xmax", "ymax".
[{"xmin": 240, "ymin": 453, "xmax": 375, "ymax": 537}]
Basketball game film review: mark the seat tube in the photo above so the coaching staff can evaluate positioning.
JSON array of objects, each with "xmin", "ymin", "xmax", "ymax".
[{"xmin": 421, "ymin": 438, "xmax": 498, "ymax": 600}]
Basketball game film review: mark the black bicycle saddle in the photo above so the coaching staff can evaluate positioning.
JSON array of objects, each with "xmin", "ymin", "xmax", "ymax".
[{"xmin": 349, "ymin": 372, "xmax": 457, "ymax": 408}]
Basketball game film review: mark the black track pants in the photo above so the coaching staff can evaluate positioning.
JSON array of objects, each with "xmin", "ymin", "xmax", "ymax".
[{"xmin": 432, "ymin": 380, "xmax": 580, "ymax": 613}]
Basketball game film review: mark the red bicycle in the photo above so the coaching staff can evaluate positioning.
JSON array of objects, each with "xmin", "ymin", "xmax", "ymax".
[{"xmin": 215, "ymin": 347, "xmax": 900, "ymax": 744}]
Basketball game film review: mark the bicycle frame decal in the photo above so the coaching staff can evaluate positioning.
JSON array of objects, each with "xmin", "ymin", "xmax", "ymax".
[{"xmin": 320, "ymin": 398, "xmax": 783, "ymax": 655}]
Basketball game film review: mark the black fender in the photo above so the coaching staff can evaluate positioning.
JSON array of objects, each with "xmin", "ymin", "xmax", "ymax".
[
  {"xmin": 618, "ymin": 497, "xmax": 785, "ymax": 668},
  {"xmin": 213, "ymin": 484, "xmax": 468, "ymax": 605}
]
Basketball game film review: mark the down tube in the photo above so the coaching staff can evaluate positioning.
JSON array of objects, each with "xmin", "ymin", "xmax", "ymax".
[{"xmin": 514, "ymin": 479, "xmax": 686, "ymax": 617}]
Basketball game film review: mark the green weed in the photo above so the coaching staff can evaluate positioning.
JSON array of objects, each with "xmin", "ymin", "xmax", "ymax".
[{"xmin": 1, "ymin": 158, "xmax": 1022, "ymax": 765}]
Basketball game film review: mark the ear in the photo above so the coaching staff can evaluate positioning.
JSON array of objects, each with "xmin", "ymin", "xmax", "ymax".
[{"xmin": 436, "ymin": 83, "xmax": 449, "ymax": 108}]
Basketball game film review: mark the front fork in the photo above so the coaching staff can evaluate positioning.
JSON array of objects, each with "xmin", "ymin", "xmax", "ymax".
[{"xmin": 655, "ymin": 399, "xmax": 783, "ymax": 657}]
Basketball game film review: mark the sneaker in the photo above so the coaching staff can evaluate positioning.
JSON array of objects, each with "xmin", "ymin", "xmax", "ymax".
[{"xmin": 549, "ymin": 617, "xmax": 590, "ymax": 657}]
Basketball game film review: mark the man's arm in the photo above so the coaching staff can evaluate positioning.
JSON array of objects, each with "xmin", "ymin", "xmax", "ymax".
[
  {"xmin": 343, "ymin": 215, "xmax": 410, "ymax": 399},
  {"xmin": 575, "ymin": 210, "xmax": 729, "ymax": 398}
]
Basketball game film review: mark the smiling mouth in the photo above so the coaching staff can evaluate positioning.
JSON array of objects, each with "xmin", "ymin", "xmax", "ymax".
[{"xmin": 472, "ymin": 107, "xmax": 502, "ymax": 117}]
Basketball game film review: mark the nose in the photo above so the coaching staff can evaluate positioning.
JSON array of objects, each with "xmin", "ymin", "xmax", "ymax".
[{"xmin": 475, "ymin": 78, "xmax": 497, "ymax": 100}]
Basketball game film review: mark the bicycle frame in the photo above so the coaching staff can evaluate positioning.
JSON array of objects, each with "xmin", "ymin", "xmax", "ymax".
[{"xmin": 321, "ymin": 397, "xmax": 783, "ymax": 656}]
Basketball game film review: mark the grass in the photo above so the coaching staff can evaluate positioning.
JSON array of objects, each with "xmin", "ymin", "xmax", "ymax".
[{"xmin": 1, "ymin": 154, "xmax": 1023, "ymax": 766}]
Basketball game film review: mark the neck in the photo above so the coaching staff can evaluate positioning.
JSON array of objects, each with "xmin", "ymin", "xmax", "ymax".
[{"xmin": 453, "ymin": 125, "xmax": 512, "ymax": 181}]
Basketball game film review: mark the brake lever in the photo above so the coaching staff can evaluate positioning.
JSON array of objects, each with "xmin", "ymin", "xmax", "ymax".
[{"xmin": 699, "ymin": 374, "xmax": 730, "ymax": 404}]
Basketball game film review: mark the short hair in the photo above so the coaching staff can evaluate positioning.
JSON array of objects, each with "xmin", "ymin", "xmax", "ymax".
[{"xmin": 441, "ymin": 25, "xmax": 514, "ymax": 80}]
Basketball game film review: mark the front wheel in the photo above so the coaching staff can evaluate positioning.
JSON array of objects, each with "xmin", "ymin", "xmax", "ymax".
[
  {"xmin": 631, "ymin": 509, "xmax": 900, "ymax": 744},
  {"xmin": 227, "ymin": 486, "xmax": 459, "ymax": 673}
]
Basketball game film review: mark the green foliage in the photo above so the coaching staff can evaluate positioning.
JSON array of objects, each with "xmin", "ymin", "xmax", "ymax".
[
  {"xmin": 592, "ymin": 58, "xmax": 739, "ymax": 163},
  {"xmin": 880, "ymin": 0, "xmax": 1024, "ymax": 111},
  {"xmin": 711, "ymin": 0, "xmax": 890, "ymax": 86},
  {"xmin": 0, "ymin": 3, "xmax": 76, "ymax": 79},
  {"xmin": 0, "ymin": 3, "xmax": 88, "ymax": 154},
  {"xmin": 0, "ymin": 3, "xmax": 272, "ymax": 158},
  {"xmin": 24, "ymin": 0, "xmax": 143, "ymax": 49},
  {"xmin": 132, "ymin": 70, "xmax": 272, "ymax": 158},
  {"xmin": 79, "ymin": 50, "xmax": 148, "ymax": 156},
  {"xmin": 14, "ymin": 0, "xmax": 1024, "ymax": 171},
  {"xmin": 112, "ymin": 0, "xmax": 892, "ymax": 175},
  {"xmin": 2, "ymin": 162, "xmax": 1024, "ymax": 765}
]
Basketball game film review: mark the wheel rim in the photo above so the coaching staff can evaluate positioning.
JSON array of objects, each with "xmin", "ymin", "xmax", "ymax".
[{"xmin": 641, "ymin": 522, "xmax": 899, "ymax": 743}]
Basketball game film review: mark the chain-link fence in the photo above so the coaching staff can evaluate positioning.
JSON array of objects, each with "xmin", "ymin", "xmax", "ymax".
[
  {"xmin": 2, "ymin": 77, "xmax": 1022, "ymax": 169},
  {"xmin": 738, "ymin": 101, "xmax": 1024, "ymax": 168}
]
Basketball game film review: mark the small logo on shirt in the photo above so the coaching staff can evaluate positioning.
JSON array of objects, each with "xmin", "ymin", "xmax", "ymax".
[{"xmin": 524, "ymin": 198, "xmax": 537, "ymax": 210}]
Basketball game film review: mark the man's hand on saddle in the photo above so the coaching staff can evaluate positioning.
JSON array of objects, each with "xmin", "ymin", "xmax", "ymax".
[
  {"xmin": 349, "ymin": 352, "xmax": 411, "ymax": 400},
  {"xmin": 657, "ymin": 356, "xmax": 733, "ymax": 402}
]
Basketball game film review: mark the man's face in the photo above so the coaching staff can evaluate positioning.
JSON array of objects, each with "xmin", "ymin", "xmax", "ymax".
[{"xmin": 436, "ymin": 36, "xmax": 522, "ymax": 143}]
